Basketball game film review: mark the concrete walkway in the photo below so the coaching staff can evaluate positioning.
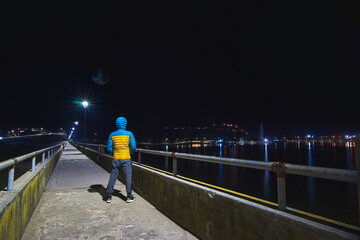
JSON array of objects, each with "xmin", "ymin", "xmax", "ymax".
[{"xmin": 22, "ymin": 144, "xmax": 197, "ymax": 240}]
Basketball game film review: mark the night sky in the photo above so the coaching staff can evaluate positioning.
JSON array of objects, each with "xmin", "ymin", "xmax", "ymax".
[{"xmin": 1, "ymin": 2, "xmax": 359, "ymax": 140}]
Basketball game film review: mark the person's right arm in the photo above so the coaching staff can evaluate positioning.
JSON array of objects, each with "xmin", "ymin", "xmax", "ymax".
[{"xmin": 107, "ymin": 134, "xmax": 113, "ymax": 154}]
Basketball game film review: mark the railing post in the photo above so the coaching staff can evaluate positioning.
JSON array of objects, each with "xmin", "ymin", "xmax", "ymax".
[
  {"xmin": 138, "ymin": 152, "xmax": 142, "ymax": 165},
  {"xmin": 42, "ymin": 152, "xmax": 45, "ymax": 164},
  {"xmin": 277, "ymin": 176, "xmax": 286, "ymax": 211},
  {"xmin": 272, "ymin": 162, "xmax": 287, "ymax": 211},
  {"xmin": 355, "ymin": 134, "xmax": 360, "ymax": 224},
  {"xmin": 31, "ymin": 156, "xmax": 36, "ymax": 172},
  {"xmin": 172, "ymin": 152, "xmax": 177, "ymax": 177},
  {"xmin": 8, "ymin": 165, "xmax": 15, "ymax": 191},
  {"xmin": 96, "ymin": 144, "xmax": 100, "ymax": 162},
  {"xmin": 165, "ymin": 146, "xmax": 169, "ymax": 171}
]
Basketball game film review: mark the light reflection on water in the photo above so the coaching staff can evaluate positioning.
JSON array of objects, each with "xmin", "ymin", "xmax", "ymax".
[
  {"xmin": 218, "ymin": 143, "xmax": 223, "ymax": 186},
  {"xmin": 263, "ymin": 143, "xmax": 270, "ymax": 200},
  {"xmin": 307, "ymin": 142, "xmax": 315, "ymax": 209}
]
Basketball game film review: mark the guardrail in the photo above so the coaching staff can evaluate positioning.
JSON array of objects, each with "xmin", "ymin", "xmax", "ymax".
[
  {"xmin": 0, "ymin": 142, "xmax": 66, "ymax": 191},
  {"xmin": 135, "ymin": 149, "xmax": 358, "ymax": 211},
  {"xmin": 73, "ymin": 141, "xmax": 360, "ymax": 226}
]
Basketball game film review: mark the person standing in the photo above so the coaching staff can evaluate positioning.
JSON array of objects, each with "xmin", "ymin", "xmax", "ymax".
[{"xmin": 106, "ymin": 116, "xmax": 136, "ymax": 203}]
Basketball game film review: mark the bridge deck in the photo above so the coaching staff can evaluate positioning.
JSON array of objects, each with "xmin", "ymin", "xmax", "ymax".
[{"xmin": 22, "ymin": 144, "xmax": 197, "ymax": 240}]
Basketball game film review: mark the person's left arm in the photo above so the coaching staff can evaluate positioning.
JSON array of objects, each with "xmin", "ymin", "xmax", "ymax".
[{"xmin": 129, "ymin": 132, "xmax": 136, "ymax": 155}]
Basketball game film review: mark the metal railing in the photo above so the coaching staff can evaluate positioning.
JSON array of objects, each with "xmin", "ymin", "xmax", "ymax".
[
  {"xmin": 0, "ymin": 142, "xmax": 66, "ymax": 191},
  {"xmin": 135, "ymin": 148, "xmax": 358, "ymax": 211}
]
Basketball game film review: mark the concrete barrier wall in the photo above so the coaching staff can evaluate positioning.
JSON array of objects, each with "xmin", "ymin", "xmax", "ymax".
[
  {"xmin": 79, "ymin": 146, "xmax": 358, "ymax": 240},
  {"xmin": 0, "ymin": 148, "xmax": 62, "ymax": 240}
]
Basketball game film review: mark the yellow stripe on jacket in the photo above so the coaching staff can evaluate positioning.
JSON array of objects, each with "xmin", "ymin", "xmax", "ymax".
[{"xmin": 112, "ymin": 135, "xmax": 131, "ymax": 159}]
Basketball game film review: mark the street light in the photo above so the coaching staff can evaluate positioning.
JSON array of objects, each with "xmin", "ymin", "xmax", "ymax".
[
  {"xmin": 68, "ymin": 121, "xmax": 80, "ymax": 141},
  {"xmin": 82, "ymin": 101, "xmax": 89, "ymax": 108},
  {"xmin": 82, "ymin": 101, "xmax": 89, "ymax": 147}
]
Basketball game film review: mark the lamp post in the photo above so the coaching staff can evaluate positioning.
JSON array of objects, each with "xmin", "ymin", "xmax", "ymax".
[{"xmin": 82, "ymin": 101, "xmax": 89, "ymax": 147}]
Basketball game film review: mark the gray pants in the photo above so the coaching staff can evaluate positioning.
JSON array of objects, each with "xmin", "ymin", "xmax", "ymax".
[{"xmin": 107, "ymin": 159, "xmax": 132, "ymax": 196}]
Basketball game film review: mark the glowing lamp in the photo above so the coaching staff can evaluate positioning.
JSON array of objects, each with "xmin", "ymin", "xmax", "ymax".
[{"xmin": 82, "ymin": 101, "xmax": 89, "ymax": 108}]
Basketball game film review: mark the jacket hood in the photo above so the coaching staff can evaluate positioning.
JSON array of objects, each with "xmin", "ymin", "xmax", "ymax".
[{"xmin": 116, "ymin": 117, "xmax": 127, "ymax": 129}]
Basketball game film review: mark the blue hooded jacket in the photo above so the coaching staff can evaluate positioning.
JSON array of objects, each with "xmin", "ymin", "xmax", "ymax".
[{"xmin": 107, "ymin": 117, "xmax": 136, "ymax": 159}]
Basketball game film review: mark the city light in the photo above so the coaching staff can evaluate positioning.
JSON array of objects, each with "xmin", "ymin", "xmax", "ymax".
[{"xmin": 82, "ymin": 101, "xmax": 89, "ymax": 108}]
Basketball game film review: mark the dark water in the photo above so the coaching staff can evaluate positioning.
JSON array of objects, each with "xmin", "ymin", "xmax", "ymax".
[
  {"xmin": 139, "ymin": 141, "xmax": 358, "ymax": 226},
  {"xmin": 0, "ymin": 135, "xmax": 66, "ymax": 190}
]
